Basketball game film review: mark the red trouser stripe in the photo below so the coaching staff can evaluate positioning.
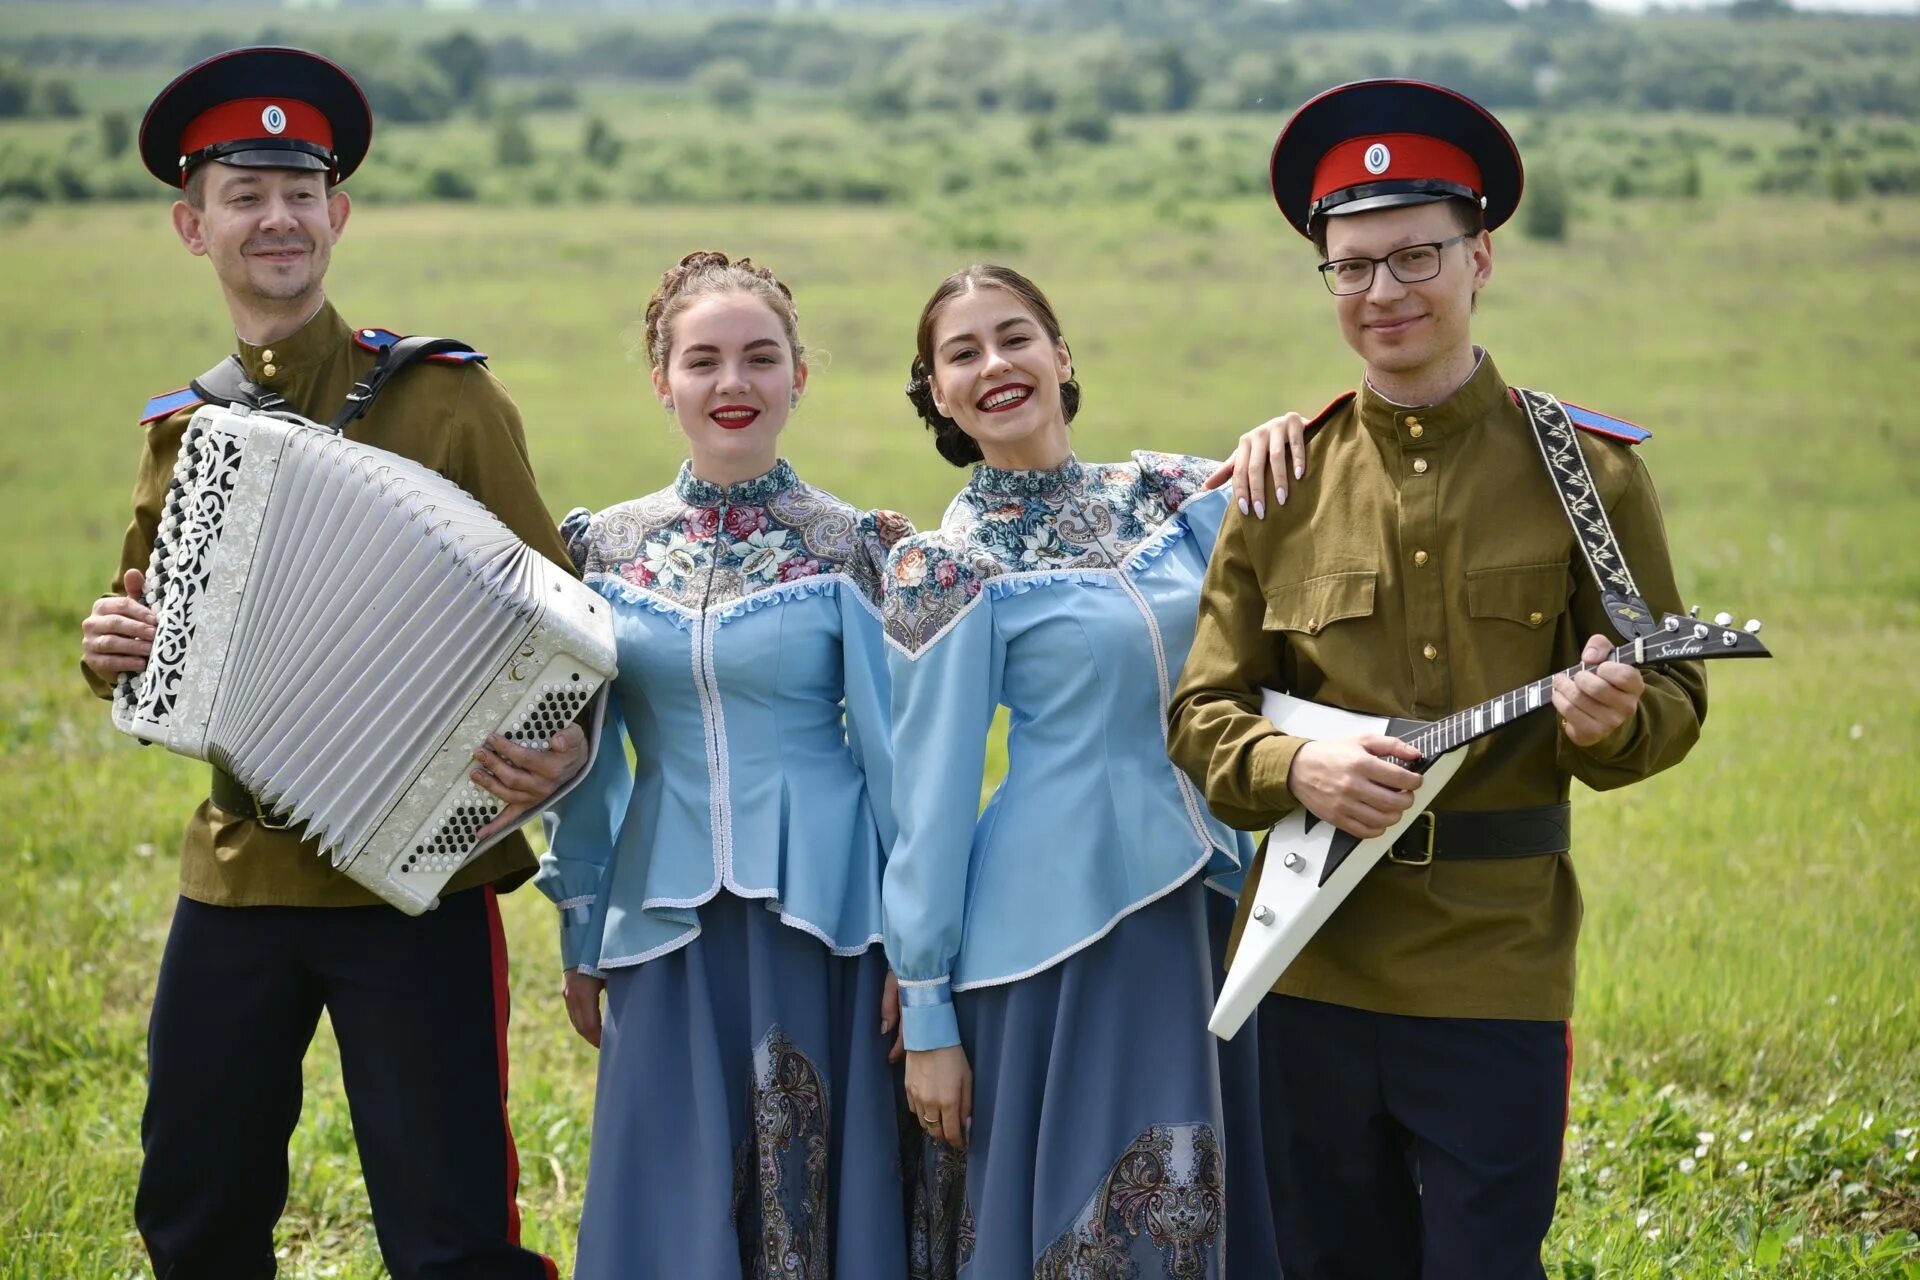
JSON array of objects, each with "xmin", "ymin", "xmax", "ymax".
[
  {"xmin": 1559, "ymin": 1020, "xmax": 1575, "ymax": 1174},
  {"xmin": 482, "ymin": 887, "xmax": 531, "ymax": 1256}
]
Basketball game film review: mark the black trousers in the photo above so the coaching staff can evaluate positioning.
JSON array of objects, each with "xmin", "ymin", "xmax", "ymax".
[
  {"xmin": 1256, "ymin": 994, "xmax": 1571, "ymax": 1280},
  {"xmin": 136, "ymin": 888, "xmax": 557, "ymax": 1280}
]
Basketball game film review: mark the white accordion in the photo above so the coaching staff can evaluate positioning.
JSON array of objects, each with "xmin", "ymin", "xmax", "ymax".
[{"xmin": 115, "ymin": 402, "xmax": 617, "ymax": 914}]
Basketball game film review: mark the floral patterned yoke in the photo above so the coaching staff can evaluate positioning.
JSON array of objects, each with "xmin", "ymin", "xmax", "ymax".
[{"xmin": 568, "ymin": 458, "xmax": 910, "ymax": 612}]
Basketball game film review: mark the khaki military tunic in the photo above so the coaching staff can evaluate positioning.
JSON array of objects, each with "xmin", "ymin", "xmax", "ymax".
[
  {"xmin": 86, "ymin": 301, "xmax": 575, "ymax": 908},
  {"xmin": 1167, "ymin": 354, "xmax": 1708, "ymax": 1020}
]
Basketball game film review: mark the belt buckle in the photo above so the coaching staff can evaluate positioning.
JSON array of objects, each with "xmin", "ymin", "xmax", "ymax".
[{"xmin": 1387, "ymin": 812, "xmax": 1436, "ymax": 867}]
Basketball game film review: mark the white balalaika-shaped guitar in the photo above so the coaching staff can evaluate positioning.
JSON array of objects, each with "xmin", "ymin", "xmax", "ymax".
[{"xmin": 1208, "ymin": 608, "xmax": 1771, "ymax": 1039}]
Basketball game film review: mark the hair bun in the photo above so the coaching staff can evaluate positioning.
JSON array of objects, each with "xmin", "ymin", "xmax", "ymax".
[
  {"xmin": 644, "ymin": 249, "xmax": 805, "ymax": 372},
  {"xmin": 904, "ymin": 356, "xmax": 984, "ymax": 468}
]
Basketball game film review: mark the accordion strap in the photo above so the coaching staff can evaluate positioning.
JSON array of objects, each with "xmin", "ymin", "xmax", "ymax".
[
  {"xmin": 331, "ymin": 336, "xmax": 480, "ymax": 431},
  {"xmin": 191, "ymin": 355, "xmax": 288, "ymax": 414},
  {"xmin": 1513, "ymin": 386, "xmax": 1659, "ymax": 640}
]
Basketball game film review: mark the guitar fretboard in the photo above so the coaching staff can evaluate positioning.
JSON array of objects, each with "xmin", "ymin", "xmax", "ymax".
[{"xmin": 1405, "ymin": 671, "xmax": 1566, "ymax": 759}]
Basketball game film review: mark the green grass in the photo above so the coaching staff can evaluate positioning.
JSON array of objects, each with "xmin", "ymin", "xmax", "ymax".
[{"xmin": 2, "ymin": 191, "xmax": 1917, "ymax": 1277}]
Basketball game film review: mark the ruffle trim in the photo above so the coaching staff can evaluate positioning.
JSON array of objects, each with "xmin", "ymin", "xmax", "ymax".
[{"xmin": 584, "ymin": 570, "xmax": 861, "ymax": 630}]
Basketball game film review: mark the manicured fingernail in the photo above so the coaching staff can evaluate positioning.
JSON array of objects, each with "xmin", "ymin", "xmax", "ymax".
[
  {"xmin": 1295, "ymin": 463, "xmax": 1304, "ymax": 479},
  {"xmin": 1238, "ymin": 498, "xmax": 1250, "ymax": 515},
  {"xmin": 1275, "ymin": 488, "xmax": 1287, "ymax": 505},
  {"xmin": 1254, "ymin": 500, "xmax": 1266, "ymax": 520}
]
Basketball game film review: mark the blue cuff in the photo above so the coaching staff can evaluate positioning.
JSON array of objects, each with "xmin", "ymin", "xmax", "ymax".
[
  {"xmin": 902, "ymin": 1002, "xmax": 960, "ymax": 1051},
  {"xmin": 555, "ymin": 898, "xmax": 596, "ymax": 971},
  {"xmin": 899, "ymin": 977, "xmax": 958, "ymax": 1050}
]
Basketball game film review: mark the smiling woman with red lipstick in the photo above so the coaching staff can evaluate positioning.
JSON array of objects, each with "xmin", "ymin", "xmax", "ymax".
[
  {"xmin": 880, "ymin": 264, "xmax": 1297, "ymax": 1279},
  {"xmin": 535, "ymin": 251, "xmax": 915, "ymax": 1279}
]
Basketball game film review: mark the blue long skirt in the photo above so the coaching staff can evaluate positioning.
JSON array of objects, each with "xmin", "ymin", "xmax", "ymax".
[
  {"xmin": 574, "ymin": 892, "xmax": 908, "ymax": 1280},
  {"xmin": 902, "ymin": 879, "xmax": 1282, "ymax": 1279}
]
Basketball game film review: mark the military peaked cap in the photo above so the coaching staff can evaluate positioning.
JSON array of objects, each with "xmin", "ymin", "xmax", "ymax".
[
  {"xmin": 139, "ymin": 46, "xmax": 372, "ymax": 188},
  {"xmin": 1270, "ymin": 79, "xmax": 1523, "ymax": 238}
]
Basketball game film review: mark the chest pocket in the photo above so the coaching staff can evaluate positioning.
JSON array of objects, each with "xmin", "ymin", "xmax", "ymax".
[
  {"xmin": 1261, "ymin": 570, "xmax": 1376, "ymax": 636},
  {"xmin": 1465, "ymin": 563, "xmax": 1571, "ymax": 630}
]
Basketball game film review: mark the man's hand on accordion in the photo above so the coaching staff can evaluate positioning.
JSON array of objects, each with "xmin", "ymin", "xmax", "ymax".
[
  {"xmin": 470, "ymin": 724, "xmax": 591, "ymax": 842},
  {"xmin": 83, "ymin": 568, "xmax": 157, "ymax": 678}
]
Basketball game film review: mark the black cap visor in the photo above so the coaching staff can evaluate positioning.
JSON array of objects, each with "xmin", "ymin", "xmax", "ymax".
[
  {"xmin": 186, "ymin": 139, "xmax": 335, "ymax": 179},
  {"xmin": 1311, "ymin": 178, "xmax": 1483, "ymax": 223}
]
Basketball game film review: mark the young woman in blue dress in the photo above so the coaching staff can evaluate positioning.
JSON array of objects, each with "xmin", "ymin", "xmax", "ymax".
[
  {"xmin": 881, "ymin": 263, "xmax": 1306, "ymax": 1278},
  {"xmin": 537, "ymin": 251, "xmax": 915, "ymax": 1279}
]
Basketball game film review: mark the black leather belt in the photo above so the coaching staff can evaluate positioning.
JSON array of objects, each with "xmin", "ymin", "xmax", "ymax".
[
  {"xmin": 1385, "ymin": 803, "xmax": 1571, "ymax": 867},
  {"xmin": 210, "ymin": 764, "xmax": 300, "ymax": 830}
]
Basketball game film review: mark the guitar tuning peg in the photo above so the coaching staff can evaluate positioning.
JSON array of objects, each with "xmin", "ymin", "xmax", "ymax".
[
  {"xmin": 1688, "ymin": 605, "xmax": 1701, "ymax": 618},
  {"xmin": 1744, "ymin": 619, "xmax": 1762, "ymax": 634},
  {"xmin": 1713, "ymin": 611, "xmax": 1734, "ymax": 627}
]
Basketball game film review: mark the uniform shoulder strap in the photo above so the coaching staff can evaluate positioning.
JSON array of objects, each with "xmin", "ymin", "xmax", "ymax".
[
  {"xmin": 331, "ymin": 335, "xmax": 483, "ymax": 431},
  {"xmin": 1511, "ymin": 386, "xmax": 1659, "ymax": 639}
]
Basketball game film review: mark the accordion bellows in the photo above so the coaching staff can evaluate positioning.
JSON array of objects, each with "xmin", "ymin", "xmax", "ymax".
[{"xmin": 115, "ymin": 403, "xmax": 617, "ymax": 914}]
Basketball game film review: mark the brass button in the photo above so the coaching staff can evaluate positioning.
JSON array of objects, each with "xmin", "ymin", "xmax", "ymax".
[
  {"xmin": 262, "ymin": 362, "xmax": 277, "ymax": 378},
  {"xmin": 1305, "ymin": 617, "xmax": 1318, "ymax": 633},
  {"xmin": 1529, "ymin": 610, "xmax": 1545, "ymax": 626},
  {"xmin": 1412, "ymin": 458, "xmax": 1429, "ymax": 475},
  {"xmin": 260, "ymin": 348, "xmax": 275, "ymax": 362},
  {"xmin": 1409, "ymin": 423, "xmax": 1424, "ymax": 439},
  {"xmin": 1404, "ymin": 415, "xmax": 1420, "ymax": 428},
  {"xmin": 1423, "ymin": 643, "xmax": 1438, "ymax": 661},
  {"xmin": 1413, "ymin": 550, "xmax": 1429, "ymax": 566}
]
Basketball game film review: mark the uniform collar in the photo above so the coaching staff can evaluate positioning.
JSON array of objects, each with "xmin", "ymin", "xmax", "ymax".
[
  {"xmin": 235, "ymin": 299, "xmax": 346, "ymax": 389},
  {"xmin": 675, "ymin": 457, "xmax": 798, "ymax": 508},
  {"xmin": 1356, "ymin": 348, "xmax": 1508, "ymax": 444},
  {"xmin": 969, "ymin": 454, "xmax": 1084, "ymax": 500}
]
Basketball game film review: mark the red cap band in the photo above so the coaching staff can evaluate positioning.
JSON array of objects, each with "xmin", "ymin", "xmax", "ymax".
[
  {"xmin": 1311, "ymin": 132, "xmax": 1483, "ymax": 206},
  {"xmin": 179, "ymin": 97, "xmax": 333, "ymax": 160}
]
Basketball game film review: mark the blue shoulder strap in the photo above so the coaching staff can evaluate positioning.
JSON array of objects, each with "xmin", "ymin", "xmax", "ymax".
[
  {"xmin": 139, "ymin": 386, "xmax": 204, "ymax": 426},
  {"xmin": 354, "ymin": 326, "xmax": 488, "ymax": 364},
  {"xmin": 1562, "ymin": 401, "xmax": 1651, "ymax": 444}
]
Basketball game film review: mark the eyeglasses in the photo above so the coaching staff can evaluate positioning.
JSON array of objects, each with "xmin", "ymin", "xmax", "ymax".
[{"xmin": 1317, "ymin": 234, "xmax": 1472, "ymax": 296}]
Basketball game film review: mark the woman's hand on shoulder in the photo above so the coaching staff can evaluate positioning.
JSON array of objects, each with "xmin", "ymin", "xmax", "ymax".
[{"xmin": 1204, "ymin": 411, "xmax": 1311, "ymax": 518}]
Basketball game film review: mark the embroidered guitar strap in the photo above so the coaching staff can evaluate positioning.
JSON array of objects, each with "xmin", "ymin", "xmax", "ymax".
[{"xmin": 1513, "ymin": 386, "xmax": 1659, "ymax": 640}]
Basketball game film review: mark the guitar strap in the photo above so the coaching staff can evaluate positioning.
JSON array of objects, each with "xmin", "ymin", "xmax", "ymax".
[{"xmin": 1512, "ymin": 386, "xmax": 1660, "ymax": 640}]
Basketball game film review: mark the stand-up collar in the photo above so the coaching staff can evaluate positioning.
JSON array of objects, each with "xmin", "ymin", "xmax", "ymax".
[
  {"xmin": 1356, "ymin": 349, "xmax": 1508, "ymax": 445},
  {"xmin": 236, "ymin": 300, "xmax": 346, "ymax": 388},
  {"xmin": 969, "ymin": 454, "xmax": 1084, "ymax": 501},
  {"xmin": 675, "ymin": 457, "xmax": 799, "ymax": 507}
]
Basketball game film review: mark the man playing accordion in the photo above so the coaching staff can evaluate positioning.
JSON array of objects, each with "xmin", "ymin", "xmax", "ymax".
[{"xmin": 79, "ymin": 46, "xmax": 584, "ymax": 1280}]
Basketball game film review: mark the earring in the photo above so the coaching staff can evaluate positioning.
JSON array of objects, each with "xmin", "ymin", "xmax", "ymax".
[
  {"xmin": 663, "ymin": 399, "xmax": 675, "ymax": 413},
  {"xmin": 789, "ymin": 391, "xmax": 800, "ymax": 409}
]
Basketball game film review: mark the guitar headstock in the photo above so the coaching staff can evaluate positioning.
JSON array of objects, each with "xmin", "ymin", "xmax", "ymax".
[{"xmin": 1628, "ymin": 610, "xmax": 1772, "ymax": 665}]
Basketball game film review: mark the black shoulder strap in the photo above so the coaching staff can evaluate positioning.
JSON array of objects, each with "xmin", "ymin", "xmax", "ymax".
[
  {"xmin": 331, "ymin": 336, "xmax": 479, "ymax": 431},
  {"xmin": 189, "ymin": 355, "xmax": 288, "ymax": 414},
  {"xmin": 1512, "ymin": 386, "xmax": 1658, "ymax": 639}
]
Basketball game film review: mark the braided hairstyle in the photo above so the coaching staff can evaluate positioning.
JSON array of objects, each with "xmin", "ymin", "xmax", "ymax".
[
  {"xmin": 643, "ymin": 249, "xmax": 805, "ymax": 372},
  {"xmin": 905, "ymin": 263, "xmax": 1081, "ymax": 468}
]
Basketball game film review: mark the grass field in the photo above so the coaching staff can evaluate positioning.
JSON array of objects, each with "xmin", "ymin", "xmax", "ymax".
[{"xmin": 2, "ymin": 189, "xmax": 1917, "ymax": 1278}]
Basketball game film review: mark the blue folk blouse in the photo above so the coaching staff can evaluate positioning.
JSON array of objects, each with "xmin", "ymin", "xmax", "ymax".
[
  {"xmin": 880, "ymin": 452, "xmax": 1254, "ymax": 1051},
  {"xmin": 536, "ymin": 459, "xmax": 910, "ymax": 973}
]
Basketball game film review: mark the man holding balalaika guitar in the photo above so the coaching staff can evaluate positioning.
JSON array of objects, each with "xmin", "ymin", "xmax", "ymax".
[{"xmin": 1168, "ymin": 80, "xmax": 1768, "ymax": 1280}]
